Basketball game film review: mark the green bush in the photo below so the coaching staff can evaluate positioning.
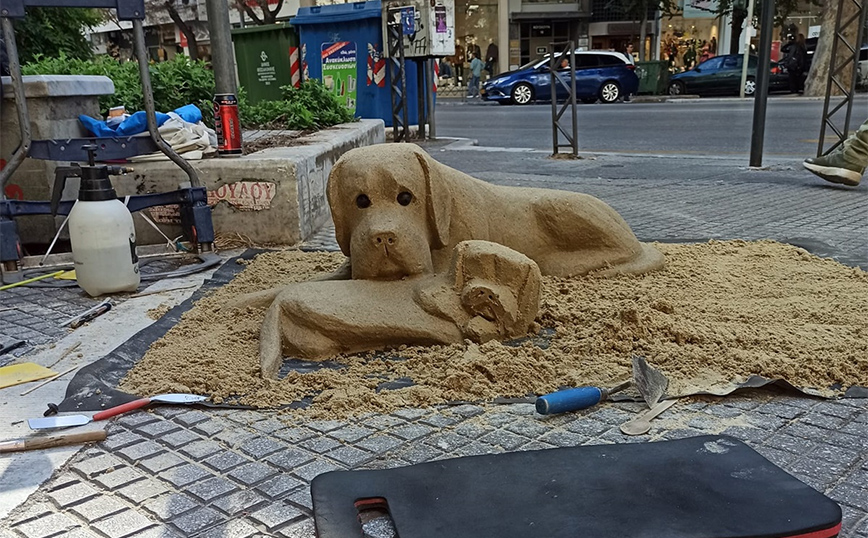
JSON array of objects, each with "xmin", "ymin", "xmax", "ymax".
[
  {"xmin": 238, "ymin": 81, "xmax": 356, "ymax": 130},
  {"xmin": 13, "ymin": 8, "xmax": 102, "ymax": 64},
  {"xmin": 22, "ymin": 54, "xmax": 215, "ymax": 118},
  {"xmin": 21, "ymin": 55, "xmax": 354, "ymax": 131}
]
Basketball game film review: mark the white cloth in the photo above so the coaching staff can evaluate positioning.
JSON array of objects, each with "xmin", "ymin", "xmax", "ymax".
[{"xmin": 129, "ymin": 113, "xmax": 217, "ymax": 162}]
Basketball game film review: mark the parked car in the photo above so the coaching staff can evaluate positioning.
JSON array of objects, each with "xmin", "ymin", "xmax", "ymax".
[
  {"xmin": 668, "ymin": 54, "xmax": 794, "ymax": 96},
  {"xmin": 481, "ymin": 51, "xmax": 639, "ymax": 105}
]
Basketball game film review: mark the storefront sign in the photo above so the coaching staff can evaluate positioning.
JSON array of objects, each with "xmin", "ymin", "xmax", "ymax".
[
  {"xmin": 321, "ymin": 41, "xmax": 358, "ymax": 112},
  {"xmin": 536, "ymin": 46, "xmax": 548, "ymax": 55},
  {"xmin": 683, "ymin": 0, "xmax": 718, "ymax": 18},
  {"xmin": 808, "ymin": 25, "xmax": 821, "ymax": 39}
]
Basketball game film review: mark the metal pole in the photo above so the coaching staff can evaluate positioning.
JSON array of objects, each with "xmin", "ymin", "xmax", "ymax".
[
  {"xmin": 550, "ymin": 50, "xmax": 558, "ymax": 155},
  {"xmin": 0, "ymin": 18, "xmax": 30, "ymax": 190},
  {"xmin": 427, "ymin": 58, "xmax": 437, "ymax": 139},
  {"xmin": 204, "ymin": 0, "xmax": 236, "ymax": 94},
  {"xmin": 417, "ymin": 59, "xmax": 426, "ymax": 139},
  {"xmin": 399, "ymin": 33, "xmax": 409, "ymax": 142},
  {"xmin": 748, "ymin": 0, "xmax": 774, "ymax": 167},
  {"xmin": 739, "ymin": 0, "xmax": 756, "ymax": 98},
  {"xmin": 569, "ymin": 44, "xmax": 577, "ymax": 156}
]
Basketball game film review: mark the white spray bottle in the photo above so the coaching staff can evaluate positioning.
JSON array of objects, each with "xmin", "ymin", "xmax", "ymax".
[{"xmin": 51, "ymin": 145, "xmax": 139, "ymax": 296}]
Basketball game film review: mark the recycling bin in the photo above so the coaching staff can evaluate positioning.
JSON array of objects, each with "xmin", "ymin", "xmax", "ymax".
[
  {"xmin": 291, "ymin": 1, "xmax": 432, "ymax": 126},
  {"xmin": 636, "ymin": 60, "xmax": 670, "ymax": 95},
  {"xmin": 232, "ymin": 23, "xmax": 300, "ymax": 103}
]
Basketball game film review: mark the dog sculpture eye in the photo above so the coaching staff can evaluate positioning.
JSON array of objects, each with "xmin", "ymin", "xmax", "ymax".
[
  {"xmin": 356, "ymin": 194, "xmax": 371, "ymax": 208},
  {"xmin": 397, "ymin": 191, "xmax": 413, "ymax": 206}
]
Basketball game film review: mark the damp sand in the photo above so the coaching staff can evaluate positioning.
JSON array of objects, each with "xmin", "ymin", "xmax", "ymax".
[{"xmin": 121, "ymin": 240, "xmax": 868, "ymax": 419}]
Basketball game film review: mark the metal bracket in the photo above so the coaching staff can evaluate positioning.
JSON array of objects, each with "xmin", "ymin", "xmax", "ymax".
[
  {"xmin": 0, "ymin": 0, "xmax": 144, "ymax": 19},
  {"xmin": 817, "ymin": 0, "xmax": 867, "ymax": 157},
  {"xmin": 28, "ymin": 137, "xmax": 160, "ymax": 162},
  {"xmin": 549, "ymin": 41, "xmax": 578, "ymax": 157},
  {"xmin": 387, "ymin": 11, "xmax": 410, "ymax": 142}
]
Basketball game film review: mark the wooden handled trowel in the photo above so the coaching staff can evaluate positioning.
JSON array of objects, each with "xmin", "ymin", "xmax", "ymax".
[{"xmin": 27, "ymin": 393, "xmax": 207, "ymax": 430}]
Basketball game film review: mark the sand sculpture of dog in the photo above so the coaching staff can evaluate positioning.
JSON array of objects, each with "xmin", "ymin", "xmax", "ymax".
[{"xmin": 231, "ymin": 143, "xmax": 663, "ymax": 378}]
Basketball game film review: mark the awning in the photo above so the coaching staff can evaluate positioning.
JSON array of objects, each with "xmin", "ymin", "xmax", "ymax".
[{"xmin": 511, "ymin": 11, "xmax": 590, "ymax": 21}]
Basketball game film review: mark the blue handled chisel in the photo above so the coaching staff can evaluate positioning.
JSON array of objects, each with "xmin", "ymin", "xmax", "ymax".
[{"xmin": 535, "ymin": 380, "xmax": 631, "ymax": 415}]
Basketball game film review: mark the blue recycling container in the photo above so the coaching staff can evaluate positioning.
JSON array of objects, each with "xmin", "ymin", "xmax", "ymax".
[{"xmin": 291, "ymin": 1, "xmax": 432, "ymax": 127}]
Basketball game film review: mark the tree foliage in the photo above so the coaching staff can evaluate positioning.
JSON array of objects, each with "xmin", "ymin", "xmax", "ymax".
[
  {"xmin": 233, "ymin": 0, "xmax": 284, "ymax": 25},
  {"xmin": 11, "ymin": 7, "xmax": 103, "ymax": 64}
]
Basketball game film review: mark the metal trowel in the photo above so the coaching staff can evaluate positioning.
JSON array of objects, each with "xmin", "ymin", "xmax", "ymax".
[{"xmin": 27, "ymin": 393, "xmax": 207, "ymax": 430}]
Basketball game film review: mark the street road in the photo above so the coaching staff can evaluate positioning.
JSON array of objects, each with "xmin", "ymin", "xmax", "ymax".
[{"xmin": 434, "ymin": 97, "xmax": 868, "ymax": 157}]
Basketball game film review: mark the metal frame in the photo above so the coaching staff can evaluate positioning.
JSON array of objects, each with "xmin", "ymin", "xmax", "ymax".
[
  {"xmin": 817, "ymin": 0, "xmax": 867, "ymax": 157},
  {"xmin": 387, "ymin": 10, "xmax": 410, "ymax": 142},
  {"xmin": 0, "ymin": 0, "xmax": 215, "ymax": 277},
  {"xmin": 549, "ymin": 41, "xmax": 578, "ymax": 157}
]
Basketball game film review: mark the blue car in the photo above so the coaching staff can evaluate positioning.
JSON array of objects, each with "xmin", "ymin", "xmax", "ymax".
[{"xmin": 481, "ymin": 51, "xmax": 639, "ymax": 105}]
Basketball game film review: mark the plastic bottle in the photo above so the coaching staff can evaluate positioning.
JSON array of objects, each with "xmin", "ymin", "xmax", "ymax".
[{"xmin": 52, "ymin": 149, "xmax": 140, "ymax": 296}]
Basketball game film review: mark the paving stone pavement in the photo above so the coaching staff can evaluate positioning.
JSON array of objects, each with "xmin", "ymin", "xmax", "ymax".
[{"xmin": 1, "ymin": 147, "xmax": 867, "ymax": 537}]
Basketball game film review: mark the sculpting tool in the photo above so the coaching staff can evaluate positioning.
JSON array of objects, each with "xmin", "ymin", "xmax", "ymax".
[
  {"xmin": 61, "ymin": 300, "xmax": 112, "ymax": 328},
  {"xmin": 535, "ymin": 380, "xmax": 630, "ymax": 415},
  {"xmin": 27, "ymin": 393, "xmax": 207, "ymax": 430}
]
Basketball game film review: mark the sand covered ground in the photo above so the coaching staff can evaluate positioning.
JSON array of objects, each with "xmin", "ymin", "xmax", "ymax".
[{"xmin": 121, "ymin": 240, "xmax": 868, "ymax": 419}]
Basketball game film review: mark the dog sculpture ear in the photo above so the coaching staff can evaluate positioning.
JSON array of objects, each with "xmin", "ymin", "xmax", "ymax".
[
  {"xmin": 413, "ymin": 149, "xmax": 452, "ymax": 249},
  {"xmin": 326, "ymin": 160, "xmax": 352, "ymax": 257}
]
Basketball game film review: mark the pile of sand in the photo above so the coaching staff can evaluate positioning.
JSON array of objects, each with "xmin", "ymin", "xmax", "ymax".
[{"xmin": 121, "ymin": 240, "xmax": 868, "ymax": 419}]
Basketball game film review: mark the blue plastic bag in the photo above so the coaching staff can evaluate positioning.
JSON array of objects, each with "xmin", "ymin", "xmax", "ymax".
[{"xmin": 79, "ymin": 104, "xmax": 203, "ymax": 137}]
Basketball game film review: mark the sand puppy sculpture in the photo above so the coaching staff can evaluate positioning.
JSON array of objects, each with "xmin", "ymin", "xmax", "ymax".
[{"xmin": 231, "ymin": 144, "xmax": 663, "ymax": 378}]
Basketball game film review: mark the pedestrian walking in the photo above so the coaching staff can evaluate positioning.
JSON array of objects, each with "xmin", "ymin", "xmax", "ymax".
[
  {"xmin": 803, "ymin": 118, "xmax": 868, "ymax": 187},
  {"xmin": 781, "ymin": 33, "xmax": 807, "ymax": 93},
  {"xmin": 623, "ymin": 43, "xmax": 636, "ymax": 65},
  {"xmin": 468, "ymin": 53, "xmax": 484, "ymax": 98}
]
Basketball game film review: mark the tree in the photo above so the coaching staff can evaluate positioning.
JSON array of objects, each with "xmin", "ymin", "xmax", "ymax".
[
  {"xmin": 233, "ymin": 0, "xmax": 284, "ymax": 25},
  {"xmin": 607, "ymin": 0, "xmax": 679, "ymax": 60},
  {"xmin": 12, "ymin": 7, "xmax": 103, "ymax": 64},
  {"xmin": 163, "ymin": 0, "xmax": 201, "ymax": 60},
  {"xmin": 803, "ymin": 0, "xmax": 861, "ymax": 97}
]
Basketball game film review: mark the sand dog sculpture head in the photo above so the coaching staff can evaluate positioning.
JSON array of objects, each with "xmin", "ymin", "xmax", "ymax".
[{"xmin": 230, "ymin": 144, "xmax": 664, "ymax": 378}]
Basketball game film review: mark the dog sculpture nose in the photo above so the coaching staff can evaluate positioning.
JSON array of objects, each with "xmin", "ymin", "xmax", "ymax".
[{"xmin": 373, "ymin": 232, "xmax": 398, "ymax": 247}]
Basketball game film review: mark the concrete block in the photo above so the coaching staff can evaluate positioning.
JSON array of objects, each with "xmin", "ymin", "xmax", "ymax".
[{"xmin": 118, "ymin": 120, "xmax": 385, "ymax": 246}]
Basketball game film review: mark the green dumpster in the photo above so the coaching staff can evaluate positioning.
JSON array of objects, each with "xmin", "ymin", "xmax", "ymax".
[
  {"xmin": 635, "ymin": 61, "xmax": 670, "ymax": 95},
  {"xmin": 231, "ymin": 22, "xmax": 300, "ymax": 103}
]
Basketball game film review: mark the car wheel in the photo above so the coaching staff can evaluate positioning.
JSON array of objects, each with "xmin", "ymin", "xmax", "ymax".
[
  {"xmin": 599, "ymin": 81, "xmax": 621, "ymax": 103},
  {"xmin": 668, "ymin": 81, "xmax": 685, "ymax": 96},
  {"xmin": 511, "ymin": 83, "xmax": 534, "ymax": 105},
  {"xmin": 744, "ymin": 77, "xmax": 757, "ymax": 96},
  {"xmin": 581, "ymin": 97, "xmax": 597, "ymax": 104}
]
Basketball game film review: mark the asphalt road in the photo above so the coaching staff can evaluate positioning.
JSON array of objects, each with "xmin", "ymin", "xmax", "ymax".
[{"xmin": 434, "ymin": 97, "xmax": 868, "ymax": 157}]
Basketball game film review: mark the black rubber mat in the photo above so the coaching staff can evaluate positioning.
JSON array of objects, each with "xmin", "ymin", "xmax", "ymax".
[{"xmin": 312, "ymin": 435, "xmax": 842, "ymax": 538}]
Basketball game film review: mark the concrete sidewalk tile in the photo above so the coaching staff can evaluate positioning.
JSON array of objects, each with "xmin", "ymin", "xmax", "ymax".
[
  {"xmin": 203, "ymin": 451, "xmax": 251, "ymax": 473},
  {"xmin": 191, "ymin": 418, "xmax": 229, "ymax": 437},
  {"xmin": 179, "ymin": 439, "xmax": 223, "ymax": 460},
  {"xmin": 71, "ymin": 454, "xmax": 125, "ymax": 478},
  {"xmin": 228, "ymin": 462, "xmax": 277, "ymax": 486},
  {"xmin": 249, "ymin": 418, "xmax": 286, "ymax": 434},
  {"xmin": 117, "ymin": 441, "xmax": 165, "ymax": 463},
  {"xmin": 251, "ymin": 502, "xmax": 304, "ymax": 531},
  {"xmin": 277, "ymin": 519, "xmax": 316, "ymax": 538},
  {"xmin": 255, "ymin": 475, "xmax": 304, "ymax": 500},
  {"xmin": 830, "ymin": 484, "xmax": 868, "ymax": 512},
  {"xmin": 139, "ymin": 452, "xmax": 186, "ymax": 474},
  {"xmin": 478, "ymin": 429, "xmax": 527, "ymax": 451},
  {"xmin": 445, "ymin": 404, "xmax": 484, "ymax": 418},
  {"xmin": 354, "ymin": 434, "xmax": 403, "ymax": 454},
  {"xmin": 13, "ymin": 512, "xmax": 79, "ymax": 538},
  {"xmin": 361, "ymin": 415, "xmax": 405, "ymax": 430},
  {"xmin": 158, "ymin": 463, "xmax": 212, "ymax": 488},
  {"xmin": 293, "ymin": 460, "xmax": 344, "ymax": 482},
  {"xmin": 47, "ymin": 482, "xmax": 100, "ymax": 508},
  {"xmin": 93, "ymin": 466, "xmax": 146, "ymax": 491},
  {"xmin": 226, "ymin": 410, "xmax": 267, "ymax": 426},
  {"xmin": 193, "ymin": 519, "xmax": 261, "ymax": 538},
  {"xmin": 286, "ymin": 489, "xmax": 313, "ymax": 512},
  {"xmin": 239, "ymin": 437, "xmax": 286, "ymax": 458},
  {"xmin": 391, "ymin": 423, "xmax": 433, "ymax": 441},
  {"xmin": 101, "ymin": 430, "xmax": 147, "ymax": 451},
  {"xmin": 272, "ymin": 428, "xmax": 316, "ymax": 443},
  {"xmin": 171, "ymin": 507, "xmax": 224, "ymax": 536},
  {"xmin": 115, "ymin": 478, "xmax": 171, "ymax": 505},
  {"xmin": 452, "ymin": 441, "xmax": 504, "ymax": 458},
  {"xmin": 174, "ymin": 410, "xmax": 211, "ymax": 427},
  {"xmin": 453, "ymin": 421, "xmax": 495, "ymax": 439},
  {"xmin": 131, "ymin": 525, "xmax": 184, "ymax": 538},
  {"xmin": 560, "ymin": 418, "xmax": 610, "ymax": 438},
  {"xmin": 143, "ymin": 493, "xmax": 200, "ymax": 521},
  {"xmin": 394, "ymin": 443, "xmax": 445, "ymax": 464},
  {"xmin": 304, "ymin": 420, "xmax": 343, "ymax": 433},
  {"xmin": 91, "ymin": 510, "xmax": 155, "ymax": 538},
  {"xmin": 185, "ymin": 476, "xmax": 239, "ymax": 503},
  {"xmin": 265, "ymin": 448, "xmax": 315, "ymax": 471},
  {"xmin": 326, "ymin": 446, "xmax": 372, "ymax": 467},
  {"xmin": 117, "ymin": 412, "xmax": 160, "ymax": 428},
  {"xmin": 9, "ymin": 502, "xmax": 54, "ymax": 525},
  {"xmin": 298, "ymin": 437, "xmax": 341, "ymax": 454},
  {"xmin": 136, "ymin": 420, "xmax": 181, "ymax": 439},
  {"xmin": 518, "ymin": 440, "xmax": 557, "ymax": 451},
  {"xmin": 214, "ymin": 429, "xmax": 256, "ymax": 448},
  {"xmin": 211, "ymin": 490, "xmax": 268, "ymax": 516},
  {"xmin": 328, "ymin": 425, "xmax": 374, "ymax": 443},
  {"xmin": 763, "ymin": 433, "xmax": 817, "ymax": 454},
  {"xmin": 538, "ymin": 430, "xmax": 587, "ymax": 447},
  {"xmin": 159, "ymin": 429, "xmax": 201, "ymax": 449},
  {"xmin": 481, "ymin": 412, "xmax": 517, "ymax": 428},
  {"xmin": 391, "ymin": 409, "xmax": 428, "ymax": 421},
  {"xmin": 69, "ymin": 496, "xmax": 127, "ymax": 522}
]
